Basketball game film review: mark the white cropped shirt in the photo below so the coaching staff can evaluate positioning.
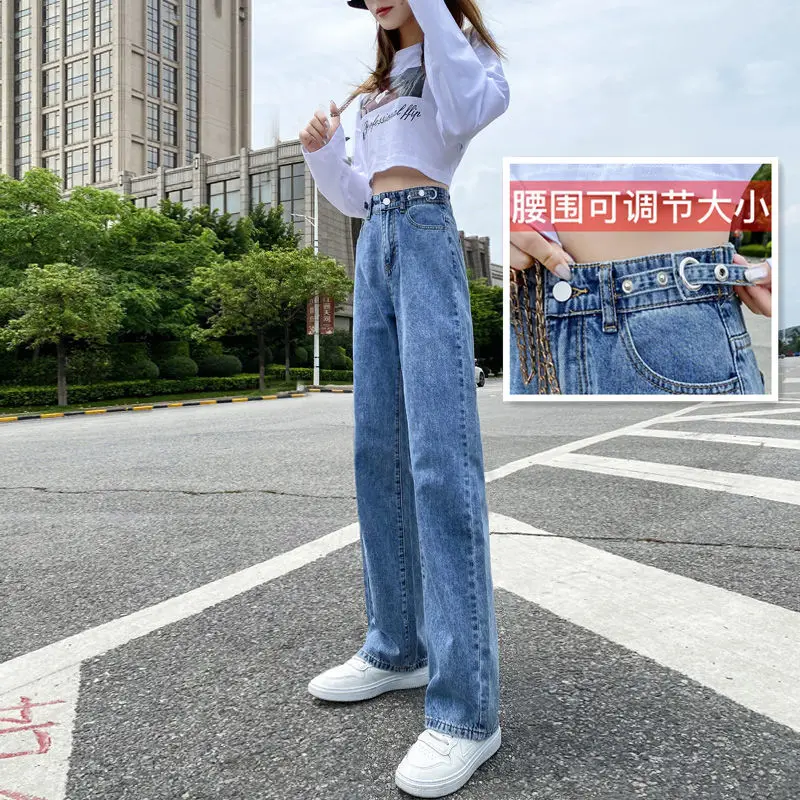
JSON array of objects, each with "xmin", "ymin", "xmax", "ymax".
[{"xmin": 301, "ymin": 0, "xmax": 510, "ymax": 219}]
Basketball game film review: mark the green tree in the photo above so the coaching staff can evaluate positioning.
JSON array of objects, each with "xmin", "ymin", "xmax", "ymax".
[
  {"xmin": 469, "ymin": 278, "xmax": 504, "ymax": 374},
  {"xmin": 0, "ymin": 262, "xmax": 124, "ymax": 405},
  {"xmin": 190, "ymin": 246, "xmax": 353, "ymax": 390}
]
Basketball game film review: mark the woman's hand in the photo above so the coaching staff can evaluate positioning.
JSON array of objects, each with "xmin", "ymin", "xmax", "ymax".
[
  {"xmin": 732, "ymin": 253, "xmax": 772, "ymax": 317},
  {"xmin": 299, "ymin": 101, "xmax": 341, "ymax": 153},
  {"xmin": 510, "ymin": 228, "xmax": 575, "ymax": 281}
]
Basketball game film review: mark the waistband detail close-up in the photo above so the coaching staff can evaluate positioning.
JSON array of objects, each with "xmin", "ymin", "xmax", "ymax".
[
  {"xmin": 366, "ymin": 185, "xmax": 451, "ymax": 218},
  {"xmin": 532, "ymin": 244, "xmax": 751, "ymax": 321}
]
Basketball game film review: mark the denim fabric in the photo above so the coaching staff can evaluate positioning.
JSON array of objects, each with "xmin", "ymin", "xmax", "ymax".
[
  {"xmin": 508, "ymin": 243, "xmax": 766, "ymax": 395},
  {"xmin": 352, "ymin": 185, "xmax": 500, "ymax": 741}
]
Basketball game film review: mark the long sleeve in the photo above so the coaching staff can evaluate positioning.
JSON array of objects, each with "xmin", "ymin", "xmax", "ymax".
[
  {"xmin": 301, "ymin": 115, "xmax": 372, "ymax": 219},
  {"xmin": 407, "ymin": 0, "xmax": 510, "ymax": 146}
]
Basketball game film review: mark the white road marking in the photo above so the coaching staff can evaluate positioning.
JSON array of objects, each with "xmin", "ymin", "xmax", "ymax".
[
  {"xmin": 2, "ymin": 396, "xmax": 798, "ymax": 791},
  {"xmin": 0, "ymin": 666, "xmax": 79, "ymax": 800},
  {"xmin": 543, "ymin": 453, "xmax": 800, "ymax": 506},
  {"xmin": 661, "ymin": 416, "xmax": 800, "ymax": 427},
  {"xmin": 492, "ymin": 533, "xmax": 800, "ymax": 733},
  {"xmin": 623, "ymin": 428, "xmax": 800, "ymax": 451}
]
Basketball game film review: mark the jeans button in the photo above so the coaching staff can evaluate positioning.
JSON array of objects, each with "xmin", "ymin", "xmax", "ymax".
[
  {"xmin": 418, "ymin": 189, "xmax": 425, "ymax": 197},
  {"xmin": 714, "ymin": 263, "xmax": 729, "ymax": 281},
  {"xmin": 382, "ymin": 197, "xmax": 390, "ymax": 205},
  {"xmin": 552, "ymin": 281, "xmax": 572, "ymax": 302},
  {"xmin": 621, "ymin": 278, "xmax": 634, "ymax": 293},
  {"xmin": 657, "ymin": 271, "xmax": 668, "ymax": 286}
]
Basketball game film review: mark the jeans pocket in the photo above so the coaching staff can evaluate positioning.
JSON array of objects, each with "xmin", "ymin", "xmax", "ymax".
[
  {"xmin": 619, "ymin": 302, "xmax": 740, "ymax": 394},
  {"xmin": 405, "ymin": 201, "xmax": 449, "ymax": 230}
]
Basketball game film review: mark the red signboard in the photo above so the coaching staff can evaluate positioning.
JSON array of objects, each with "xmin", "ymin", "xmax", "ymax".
[{"xmin": 306, "ymin": 296, "xmax": 336, "ymax": 335}]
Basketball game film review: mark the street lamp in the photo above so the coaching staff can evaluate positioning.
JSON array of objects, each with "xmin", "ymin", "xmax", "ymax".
[{"xmin": 290, "ymin": 184, "xmax": 321, "ymax": 387}]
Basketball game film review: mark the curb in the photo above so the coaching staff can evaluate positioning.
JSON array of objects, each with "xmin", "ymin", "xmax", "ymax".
[{"xmin": 0, "ymin": 385, "xmax": 354, "ymax": 425}]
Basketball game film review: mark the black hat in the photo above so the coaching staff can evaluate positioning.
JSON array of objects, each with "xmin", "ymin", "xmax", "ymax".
[{"xmin": 347, "ymin": 0, "xmax": 367, "ymax": 8}]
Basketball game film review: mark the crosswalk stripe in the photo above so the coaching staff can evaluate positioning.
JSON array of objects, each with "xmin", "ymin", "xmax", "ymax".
[
  {"xmin": 543, "ymin": 452, "xmax": 800, "ymax": 506},
  {"xmin": 491, "ymin": 532, "xmax": 800, "ymax": 733},
  {"xmin": 663, "ymin": 416, "xmax": 800, "ymax": 427},
  {"xmin": 0, "ymin": 666, "xmax": 79, "ymax": 800},
  {"xmin": 623, "ymin": 428, "xmax": 800, "ymax": 450}
]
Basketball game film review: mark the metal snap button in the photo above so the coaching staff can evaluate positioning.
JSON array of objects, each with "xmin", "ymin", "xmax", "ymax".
[
  {"xmin": 657, "ymin": 271, "xmax": 668, "ymax": 286},
  {"xmin": 418, "ymin": 189, "xmax": 425, "ymax": 197},
  {"xmin": 678, "ymin": 256, "xmax": 702, "ymax": 290},
  {"xmin": 621, "ymin": 278, "xmax": 634, "ymax": 294},
  {"xmin": 714, "ymin": 263, "xmax": 729, "ymax": 281},
  {"xmin": 552, "ymin": 281, "xmax": 572, "ymax": 302}
]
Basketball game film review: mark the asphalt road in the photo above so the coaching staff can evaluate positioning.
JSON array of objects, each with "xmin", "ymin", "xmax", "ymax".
[{"xmin": 1, "ymin": 362, "xmax": 798, "ymax": 800}]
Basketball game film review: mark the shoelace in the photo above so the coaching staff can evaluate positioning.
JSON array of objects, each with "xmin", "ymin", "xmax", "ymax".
[{"xmin": 419, "ymin": 729, "xmax": 455, "ymax": 756}]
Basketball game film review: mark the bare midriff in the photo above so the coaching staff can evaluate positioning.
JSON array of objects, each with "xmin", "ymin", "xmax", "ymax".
[
  {"xmin": 370, "ymin": 165, "xmax": 448, "ymax": 195},
  {"xmin": 556, "ymin": 230, "xmax": 731, "ymax": 263}
]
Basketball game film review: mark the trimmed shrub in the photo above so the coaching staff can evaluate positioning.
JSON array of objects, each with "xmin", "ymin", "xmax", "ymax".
[
  {"xmin": 159, "ymin": 355, "xmax": 198, "ymax": 380},
  {"xmin": 151, "ymin": 340, "xmax": 191, "ymax": 362},
  {"xmin": 294, "ymin": 346, "xmax": 309, "ymax": 365},
  {"xmin": 197, "ymin": 354, "xmax": 242, "ymax": 377}
]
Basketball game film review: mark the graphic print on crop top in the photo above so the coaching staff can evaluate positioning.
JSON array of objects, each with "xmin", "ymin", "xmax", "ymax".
[{"xmin": 360, "ymin": 66, "xmax": 426, "ymax": 117}]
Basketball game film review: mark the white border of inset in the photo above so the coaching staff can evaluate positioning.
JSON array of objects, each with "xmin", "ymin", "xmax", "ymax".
[{"xmin": 502, "ymin": 156, "xmax": 780, "ymax": 403}]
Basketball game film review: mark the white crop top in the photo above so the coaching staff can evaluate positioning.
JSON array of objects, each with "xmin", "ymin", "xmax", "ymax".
[{"xmin": 301, "ymin": 0, "xmax": 510, "ymax": 219}]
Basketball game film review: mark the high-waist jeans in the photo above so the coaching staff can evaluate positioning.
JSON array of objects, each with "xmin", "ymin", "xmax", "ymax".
[
  {"xmin": 509, "ymin": 243, "xmax": 767, "ymax": 395},
  {"xmin": 352, "ymin": 185, "xmax": 500, "ymax": 741}
]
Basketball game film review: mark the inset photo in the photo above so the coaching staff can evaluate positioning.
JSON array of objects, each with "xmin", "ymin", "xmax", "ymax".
[{"xmin": 503, "ymin": 158, "xmax": 777, "ymax": 399}]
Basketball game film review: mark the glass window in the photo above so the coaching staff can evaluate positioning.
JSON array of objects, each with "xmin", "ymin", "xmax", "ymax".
[
  {"xmin": 147, "ymin": 146, "xmax": 160, "ymax": 171},
  {"xmin": 65, "ymin": 0, "xmax": 89, "ymax": 56},
  {"xmin": 208, "ymin": 178, "xmax": 241, "ymax": 218},
  {"xmin": 94, "ymin": 51, "xmax": 112, "ymax": 93},
  {"xmin": 66, "ymin": 58, "xmax": 89, "ymax": 101},
  {"xmin": 162, "ymin": 150, "xmax": 177, "ymax": 169},
  {"xmin": 94, "ymin": 0, "xmax": 112, "ymax": 47},
  {"xmin": 66, "ymin": 147, "xmax": 89, "ymax": 189},
  {"xmin": 66, "ymin": 103, "xmax": 89, "ymax": 144},
  {"xmin": 147, "ymin": 58, "xmax": 160, "ymax": 97},
  {"xmin": 43, "ymin": 68, "xmax": 60, "ymax": 107},
  {"xmin": 94, "ymin": 96, "xmax": 112, "ymax": 138},
  {"xmin": 43, "ymin": 153, "xmax": 62, "ymax": 181},
  {"xmin": 146, "ymin": 0, "xmax": 159, "ymax": 53},
  {"xmin": 147, "ymin": 102, "xmax": 160, "ymax": 141},
  {"xmin": 43, "ymin": 111, "xmax": 60, "ymax": 151},
  {"xmin": 162, "ymin": 65, "xmax": 178, "ymax": 104},
  {"xmin": 162, "ymin": 107, "xmax": 177, "ymax": 146},
  {"xmin": 251, "ymin": 172, "xmax": 273, "ymax": 208},
  {"xmin": 94, "ymin": 141, "xmax": 112, "ymax": 183},
  {"xmin": 279, "ymin": 163, "xmax": 307, "ymax": 227}
]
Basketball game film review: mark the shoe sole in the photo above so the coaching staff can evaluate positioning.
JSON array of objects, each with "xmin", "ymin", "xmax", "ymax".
[
  {"xmin": 394, "ymin": 726, "xmax": 501, "ymax": 798},
  {"xmin": 307, "ymin": 665, "xmax": 429, "ymax": 702}
]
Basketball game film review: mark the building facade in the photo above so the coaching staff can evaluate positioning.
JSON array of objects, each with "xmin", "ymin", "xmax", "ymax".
[{"xmin": 0, "ymin": 0, "xmax": 250, "ymax": 186}]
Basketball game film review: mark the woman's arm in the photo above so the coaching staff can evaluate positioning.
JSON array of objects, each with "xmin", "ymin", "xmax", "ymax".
[
  {"xmin": 301, "ymin": 115, "xmax": 372, "ymax": 219},
  {"xmin": 407, "ymin": 0, "xmax": 510, "ymax": 145}
]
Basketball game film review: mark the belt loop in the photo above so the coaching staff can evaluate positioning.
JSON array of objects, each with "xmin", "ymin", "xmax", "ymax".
[{"xmin": 599, "ymin": 264, "xmax": 618, "ymax": 333}]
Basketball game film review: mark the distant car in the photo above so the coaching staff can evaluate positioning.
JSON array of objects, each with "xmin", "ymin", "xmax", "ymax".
[{"xmin": 475, "ymin": 359, "xmax": 485, "ymax": 387}]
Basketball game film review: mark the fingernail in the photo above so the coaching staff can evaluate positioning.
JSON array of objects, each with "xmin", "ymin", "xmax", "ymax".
[
  {"xmin": 744, "ymin": 265, "xmax": 768, "ymax": 282},
  {"xmin": 324, "ymin": 119, "xmax": 330, "ymax": 128},
  {"xmin": 555, "ymin": 264, "xmax": 572, "ymax": 281}
]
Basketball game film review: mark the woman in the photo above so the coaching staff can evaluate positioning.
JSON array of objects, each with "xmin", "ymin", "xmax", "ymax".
[
  {"xmin": 506, "ymin": 162, "xmax": 774, "ymax": 395},
  {"xmin": 298, "ymin": 0, "xmax": 510, "ymax": 796}
]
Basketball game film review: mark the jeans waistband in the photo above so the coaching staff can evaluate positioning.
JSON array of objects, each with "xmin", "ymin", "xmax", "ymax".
[
  {"xmin": 366, "ymin": 185, "xmax": 451, "ymax": 219},
  {"xmin": 540, "ymin": 243, "xmax": 749, "ymax": 330}
]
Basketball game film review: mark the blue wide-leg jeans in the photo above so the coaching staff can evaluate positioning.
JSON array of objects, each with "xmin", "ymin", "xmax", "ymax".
[{"xmin": 352, "ymin": 185, "xmax": 500, "ymax": 742}]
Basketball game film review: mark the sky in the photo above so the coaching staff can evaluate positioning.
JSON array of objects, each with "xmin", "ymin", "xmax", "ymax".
[{"xmin": 256, "ymin": 0, "xmax": 799, "ymax": 329}]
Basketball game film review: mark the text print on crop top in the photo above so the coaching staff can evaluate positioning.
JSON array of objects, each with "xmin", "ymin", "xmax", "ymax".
[{"xmin": 301, "ymin": 0, "xmax": 510, "ymax": 220}]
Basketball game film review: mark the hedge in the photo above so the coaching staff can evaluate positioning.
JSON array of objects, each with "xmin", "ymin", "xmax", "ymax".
[{"xmin": 0, "ymin": 368, "xmax": 354, "ymax": 410}]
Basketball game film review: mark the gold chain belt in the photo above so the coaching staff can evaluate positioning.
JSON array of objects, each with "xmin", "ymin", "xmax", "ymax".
[{"xmin": 509, "ymin": 260, "xmax": 561, "ymax": 394}]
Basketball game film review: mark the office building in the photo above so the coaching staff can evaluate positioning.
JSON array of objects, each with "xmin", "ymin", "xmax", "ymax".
[{"xmin": 0, "ymin": 0, "xmax": 250, "ymax": 186}]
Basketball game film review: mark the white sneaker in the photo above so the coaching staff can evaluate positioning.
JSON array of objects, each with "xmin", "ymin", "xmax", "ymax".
[
  {"xmin": 394, "ymin": 726, "xmax": 501, "ymax": 798},
  {"xmin": 307, "ymin": 655, "xmax": 429, "ymax": 702}
]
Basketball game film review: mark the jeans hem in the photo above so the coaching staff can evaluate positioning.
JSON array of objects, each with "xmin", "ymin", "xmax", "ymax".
[
  {"xmin": 356, "ymin": 648, "xmax": 428, "ymax": 673},
  {"xmin": 425, "ymin": 716, "xmax": 500, "ymax": 742}
]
